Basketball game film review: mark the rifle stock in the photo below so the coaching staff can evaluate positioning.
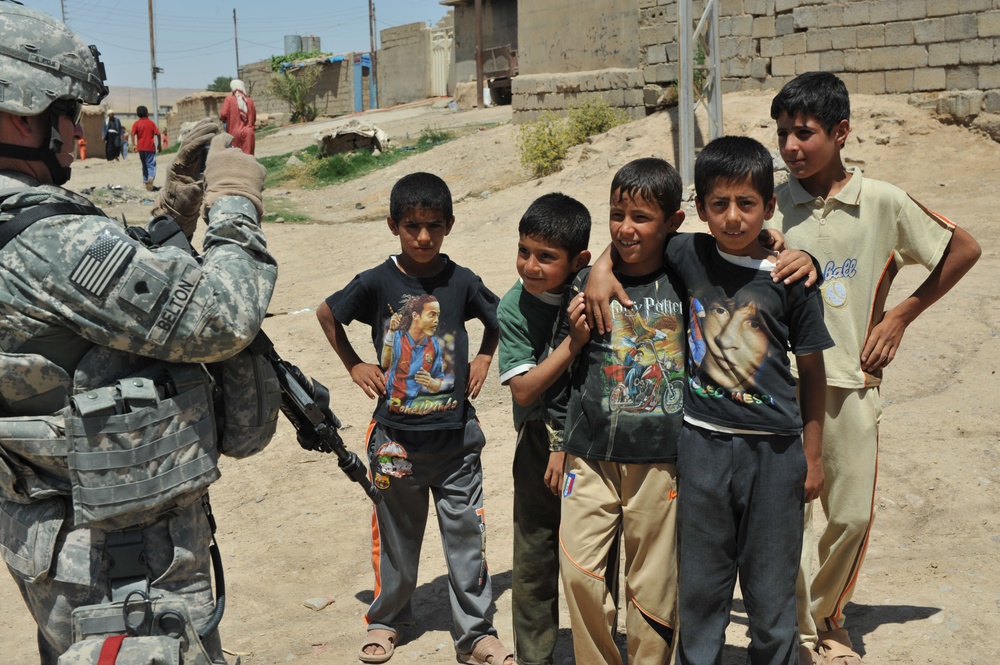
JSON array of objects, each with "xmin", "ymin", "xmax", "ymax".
[{"xmin": 252, "ymin": 332, "xmax": 382, "ymax": 505}]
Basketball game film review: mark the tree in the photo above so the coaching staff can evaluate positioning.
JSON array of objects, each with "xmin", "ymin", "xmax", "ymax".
[
  {"xmin": 207, "ymin": 76, "xmax": 233, "ymax": 93},
  {"xmin": 268, "ymin": 66, "xmax": 321, "ymax": 123}
]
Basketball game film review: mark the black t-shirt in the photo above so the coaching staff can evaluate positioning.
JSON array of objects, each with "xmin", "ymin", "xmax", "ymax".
[
  {"xmin": 549, "ymin": 265, "xmax": 687, "ymax": 463},
  {"xmin": 665, "ymin": 233, "xmax": 834, "ymax": 435},
  {"xmin": 327, "ymin": 256, "xmax": 500, "ymax": 431}
]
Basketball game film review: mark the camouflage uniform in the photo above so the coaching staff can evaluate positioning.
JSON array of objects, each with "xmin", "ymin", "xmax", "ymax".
[
  {"xmin": 0, "ymin": 173, "xmax": 276, "ymax": 663},
  {"xmin": 0, "ymin": 5, "xmax": 277, "ymax": 661}
]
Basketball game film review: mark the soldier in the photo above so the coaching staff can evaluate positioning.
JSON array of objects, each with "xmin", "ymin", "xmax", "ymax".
[{"xmin": 0, "ymin": 2, "xmax": 277, "ymax": 663}]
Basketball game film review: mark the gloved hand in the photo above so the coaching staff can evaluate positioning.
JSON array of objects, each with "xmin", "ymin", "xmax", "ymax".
[
  {"xmin": 151, "ymin": 118, "xmax": 220, "ymax": 238},
  {"xmin": 202, "ymin": 132, "xmax": 266, "ymax": 221}
]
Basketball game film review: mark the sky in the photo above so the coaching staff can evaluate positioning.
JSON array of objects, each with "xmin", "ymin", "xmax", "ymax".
[{"xmin": 29, "ymin": 0, "xmax": 451, "ymax": 90}]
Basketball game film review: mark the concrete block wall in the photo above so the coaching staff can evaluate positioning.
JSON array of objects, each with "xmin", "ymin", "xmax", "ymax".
[
  {"xmin": 238, "ymin": 57, "xmax": 357, "ymax": 119},
  {"xmin": 638, "ymin": 0, "xmax": 1000, "ymax": 110},
  {"xmin": 514, "ymin": 0, "xmax": 1000, "ymax": 124},
  {"xmin": 512, "ymin": 69, "xmax": 648, "ymax": 122},
  {"xmin": 380, "ymin": 22, "xmax": 432, "ymax": 107}
]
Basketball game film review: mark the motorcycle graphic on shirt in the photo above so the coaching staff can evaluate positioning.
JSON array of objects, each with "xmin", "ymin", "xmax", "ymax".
[{"xmin": 602, "ymin": 300, "xmax": 684, "ymax": 415}]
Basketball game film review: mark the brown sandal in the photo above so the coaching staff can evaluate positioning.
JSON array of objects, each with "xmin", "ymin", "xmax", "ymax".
[
  {"xmin": 817, "ymin": 629, "xmax": 863, "ymax": 665},
  {"xmin": 458, "ymin": 635, "xmax": 514, "ymax": 665},
  {"xmin": 358, "ymin": 628, "xmax": 398, "ymax": 663}
]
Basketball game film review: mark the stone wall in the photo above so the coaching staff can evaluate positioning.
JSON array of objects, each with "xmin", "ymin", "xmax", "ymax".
[{"xmin": 514, "ymin": 0, "xmax": 1000, "ymax": 124}]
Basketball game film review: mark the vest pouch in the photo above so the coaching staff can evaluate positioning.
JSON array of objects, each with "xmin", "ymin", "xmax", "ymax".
[
  {"xmin": 212, "ymin": 347, "xmax": 281, "ymax": 459},
  {"xmin": 66, "ymin": 367, "xmax": 219, "ymax": 529},
  {"xmin": 67, "ymin": 596, "xmax": 213, "ymax": 665},
  {"xmin": 57, "ymin": 635, "xmax": 180, "ymax": 665},
  {"xmin": 0, "ymin": 497, "xmax": 64, "ymax": 582}
]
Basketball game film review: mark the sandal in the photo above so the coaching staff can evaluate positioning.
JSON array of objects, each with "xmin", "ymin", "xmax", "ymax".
[
  {"xmin": 358, "ymin": 628, "xmax": 398, "ymax": 664},
  {"xmin": 458, "ymin": 635, "xmax": 514, "ymax": 665},
  {"xmin": 799, "ymin": 644, "xmax": 822, "ymax": 665},
  {"xmin": 817, "ymin": 629, "xmax": 863, "ymax": 665}
]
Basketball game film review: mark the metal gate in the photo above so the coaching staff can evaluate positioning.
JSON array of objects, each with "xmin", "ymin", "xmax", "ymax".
[{"xmin": 430, "ymin": 30, "xmax": 452, "ymax": 97}]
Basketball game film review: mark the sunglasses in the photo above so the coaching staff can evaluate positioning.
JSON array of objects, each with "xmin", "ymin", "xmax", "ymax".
[{"xmin": 50, "ymin": 98, "xmax": 84, "ymax": 125}]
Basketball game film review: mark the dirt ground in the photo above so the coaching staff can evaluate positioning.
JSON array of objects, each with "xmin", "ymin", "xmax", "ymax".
[{"xmin": 1, "ymin": 93, "xmax": 998, "ymax": 664}]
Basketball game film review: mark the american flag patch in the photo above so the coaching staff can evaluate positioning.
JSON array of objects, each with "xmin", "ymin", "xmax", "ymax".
[{"xmin": 69, "ymin": 230, "xmax": 136, "ymax": 297}]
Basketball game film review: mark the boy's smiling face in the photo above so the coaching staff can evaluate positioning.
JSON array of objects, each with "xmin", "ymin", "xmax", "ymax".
[
  {"xmin": 775, "ymin": 111, "xmax": 850, "ymax": 183},
  {"xmin": 696, "ymin": 176, "xmax": 776, "ymax": 258},
  {"xmin": 610, "ymin": 190, "xmax": 683, "ymax": 277},
  {"xmin": 516, "ymin": 234, "xmax": 589, "ymax": 295},
  {"xmin": 387, "ymin": 206, "xmax": 454, "ymax": 276}
]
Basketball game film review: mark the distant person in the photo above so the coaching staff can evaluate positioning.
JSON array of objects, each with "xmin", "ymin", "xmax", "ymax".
[
  {"xmin": 220, "ymin": 78, "xmax": 256, "ymax": 155},
  {"xmin": 130, "ymin": 104, "xmax": 160, "ymax": 190},
  {"xmin": 102, "ymin": 108, "xmax": 121, "ymax": 161},
  {"xmin": 120, "ymin": 120, "xmax": 128, "ymax": 159}
]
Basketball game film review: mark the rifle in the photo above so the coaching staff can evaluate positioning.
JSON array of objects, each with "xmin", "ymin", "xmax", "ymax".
[
  {"xmin": 125, "ymin": 215, "xmax": 381, "ymax": 504},
  {"xmin": 249, "ymin": 332, "xmax": 383, "ymax": 504}
]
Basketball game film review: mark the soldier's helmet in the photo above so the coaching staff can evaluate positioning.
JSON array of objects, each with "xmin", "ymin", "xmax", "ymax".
[{"xmin": 0, "ymin": 0, "xmax": 108, "ymax": 117}]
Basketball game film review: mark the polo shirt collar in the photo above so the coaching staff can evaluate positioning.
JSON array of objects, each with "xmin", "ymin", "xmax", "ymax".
[{"xmin": 787, "ymin": 166, "xmax": 863, "ymax": 207}]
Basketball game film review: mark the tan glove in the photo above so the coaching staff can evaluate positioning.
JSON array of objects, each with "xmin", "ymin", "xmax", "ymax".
[
  {"xmin": 202, "ymin": 132, "xmax": 266, "ymax": 221},
  {"xmin": 151, "ymin": 118, "xmax": 221, "ymax": 237}
]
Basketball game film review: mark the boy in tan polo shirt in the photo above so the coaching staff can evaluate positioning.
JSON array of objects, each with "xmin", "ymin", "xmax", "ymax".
[{"xmin": 768, "ymin": 72, "xmax": 981, "ymax": 665}]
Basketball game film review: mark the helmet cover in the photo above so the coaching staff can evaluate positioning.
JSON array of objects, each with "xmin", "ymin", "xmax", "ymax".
[{"xmin": 0, "ymin": 1, "xmax": 108, "ymax": 116}]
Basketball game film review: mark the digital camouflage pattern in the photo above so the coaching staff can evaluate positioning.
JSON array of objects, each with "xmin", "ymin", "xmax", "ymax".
[
  {"xmin": 0, "ymin": 169, "xmax": 275, "ymax": 663},
  {"xmin": 0, "ymin": 3, "xmax": 107, "ymax": 116}
]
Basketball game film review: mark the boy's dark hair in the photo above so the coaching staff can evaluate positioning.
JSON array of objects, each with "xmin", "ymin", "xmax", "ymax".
[
  {"xmin": 389, "ymin": 172, "xmax": 452, "ymax": 222},
  {"xmin": 518, "ymin": 192, "xmax": 591, "ymax": 257},
  {"xmin": 610, "ymin": 158, "xmax": 683, "ymax": 218},
  {"xmin": 694, "ymin": 135, "xmax": 774, "ymax": 204},
  {"xmin": 769, "ymin": 71, "xmax": 850, "ymax": 133},
  {"xmin": 136, "ymin": 105, "xmax": 148, "ymax": 118}
]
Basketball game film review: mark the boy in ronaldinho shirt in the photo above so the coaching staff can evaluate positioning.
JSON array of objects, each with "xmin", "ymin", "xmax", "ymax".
[
  {"xmin": 317, "ymin": 172, "xmax": 514, "ymax": 665},
  {"xmin": 382, "ymin": 294, "xmax": 455, "ymax": 413}
]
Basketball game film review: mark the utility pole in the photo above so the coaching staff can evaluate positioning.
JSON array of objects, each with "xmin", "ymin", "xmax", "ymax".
[
  {"xmin": 368, "ymin": 0, "xmax": 379, "ymax": 107},
  {"xmin": 59, "ymin": 0, "xmax": 66, "ymax": 22},
  {"xmin": 148, "ymin": 0, "xmax": 162, "ymax": 132},
  {"xmin": 233, "ymin": 8, "xmax": 240, "ymax": 76}
]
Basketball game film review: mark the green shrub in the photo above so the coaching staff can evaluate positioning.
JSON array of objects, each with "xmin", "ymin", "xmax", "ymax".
[
  {"xmin": 416, "ymin": 127, "xmax": 454, "ymax": 148},
  {"xmin": 518, "ymin": 98, "xmax": 629, "ymax": 177},
  {"xmin": 517, "ymin": 112, "xmax": 572, "ymax": 177},
  {"xmin": 566, "ymin": 97, "xmax": 628, "ymax": 146}
]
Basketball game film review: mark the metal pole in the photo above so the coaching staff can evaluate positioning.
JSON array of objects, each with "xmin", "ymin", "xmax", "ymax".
[
  {"xmin": 233, "ymin": 8, "xmax": 240, "ymax": 76},
  {"xmin": 369, "ymin": 0, "xmax": 379, "ymax": 108},
  {"xmin": 475, "ymin": 0, "xmax": 484, "ymax": 108},
  {"xmin": 679, "ymin": 0, "xmax": 694, "ymax": 187},
  {"xmin": 59, "ymin": 0, "xmax": 66, "ymax": 22}
]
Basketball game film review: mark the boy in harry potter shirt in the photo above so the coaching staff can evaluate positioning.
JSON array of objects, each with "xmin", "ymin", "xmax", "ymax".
[
  {"xmin": 317, "ymin": 172, "xmax": 514, "ymax": 665},
  {"xmin": 546, "ymin": 158, "xmax": 687, "ymax": 665}
]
